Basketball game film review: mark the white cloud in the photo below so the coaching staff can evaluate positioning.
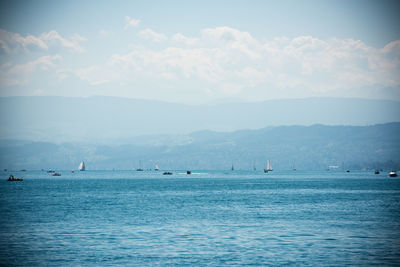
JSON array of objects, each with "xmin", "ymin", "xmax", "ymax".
[
  {"xmin": 4, "ymin": 26, "xmax": 397, "ymax": 102},
  {"xmin": 75, "ymin": 65, "xmax": 110, "ymax": 85},
  {"xmin": 32, "ymin": 89, "xmax": 45, "ymax": 95},
  {"xmin": 40, "ymin": 31, "xmax": 86, "ymax": 53},
  {"xmin": 172, "ymin": 33, "xmax": 198, "ymax": 46},
  {"xmin": 0, "ymin": 55, "xmax": 62, "ymax": 86},
  {"xmin": 138, "ymin": 29, "xmax": 167, "ymax": 42},
  {"xmin": 201, "ymin": 26, "xmax": 258, "ymax": 45},
  {"xmin": 99, "ymin": 30, "xmax": 110, "ymax": 37},
  {"xmin": 125, "ymin": 16, "xmax": 140, "ymax": 29},
  {"xmin": 0, "ymin": 29, "xmax": 86, "ymax": 53},
  {"xmin": 0, "ymin": 29, "xmax": 47, "ymax": 53},
  {"xmin": 56, "ymin": 69, "xmax": 70, "ymax": 80},
  {"xmin": 105, "ymin": 27, "xmax": 400, "ymax": 100}
]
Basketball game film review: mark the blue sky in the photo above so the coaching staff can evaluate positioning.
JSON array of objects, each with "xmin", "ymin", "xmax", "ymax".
[{"xmin": 0, "ymin": 0, "xmax": 399, "ymax": 103}]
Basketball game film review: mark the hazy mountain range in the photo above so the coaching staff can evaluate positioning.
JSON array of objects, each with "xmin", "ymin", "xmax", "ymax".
[
  {"xmin": 1, "ymin": 123, "xmax": 399, "ymax": 171},
  {"xmin": 1, "ymin": 96, "xmax": 399, "ymax": 170},
  {"xmin": 0, "ymin": 96, "xmax": 399, "ymax": 143}
]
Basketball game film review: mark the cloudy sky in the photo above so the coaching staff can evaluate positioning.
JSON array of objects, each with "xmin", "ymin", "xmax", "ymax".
[{"xmin": 0, "ymin": 0, "xmax": 399, "ymax": 103}]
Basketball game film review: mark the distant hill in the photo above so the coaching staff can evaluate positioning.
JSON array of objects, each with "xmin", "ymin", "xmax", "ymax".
[
  {"xmin": 1, "ymin": 123, "xmax": 399, "ymax": 171},
  {"xmin": 0, "ymin": 96, "xmax": 399, "ymax": 143}
]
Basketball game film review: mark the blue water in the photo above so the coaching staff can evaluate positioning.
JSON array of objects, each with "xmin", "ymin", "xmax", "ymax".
[{"xmin": 1, "ymin": 170, "xmax": 399, "ymax": 266}]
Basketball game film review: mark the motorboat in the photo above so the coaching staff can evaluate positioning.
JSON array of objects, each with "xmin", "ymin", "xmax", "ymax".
[{"xmin": 7, "ymin": 175, "xmax": 23, "ymax": 181}]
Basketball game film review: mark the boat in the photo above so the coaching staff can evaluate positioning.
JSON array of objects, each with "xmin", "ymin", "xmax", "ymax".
[
  {"xmin": 78, "ymin": 161, "xmax": 85, "ymax": 171},
  {"xmin": 136, "ymin": 160, "xmax": 143, "ymax": 171},
  {"xmin": 155, "ymin": 164, "xmax": 159, "ymax": 171},
  {"xmin": 7, "ymin": 175, "xmax": 23, "ymax": 181},
  {"xmin": 374, "ymin": 170, "xmax": 380, "ymax": 174},
  {"xmin": 264, "ymin": 160, "xmax": 273, "ymax": 173},
  {"xmin": 71, "ymin": 170, "xmax": 75, "ymax": 173},
  {"xmin": 186, "ymin": 170, "xmax": 191, "ymax": 174},
  {"xmin": 52, "ymin": 173, "xmax": 61, "ymax": 176},
  {"xmin": 389, "ymin": 171, "xmax": 397, "ymax": 177},
  {"xmin": 163, "ymin": 172, "xmax": 173, "ymax": 175},
  {"xmin": 47, "ymin": 170, "xmax": 55, "ymax": 173},
  {"xmin": 231, "ymin": 163, "xmax": 234, "ymax": 171}
]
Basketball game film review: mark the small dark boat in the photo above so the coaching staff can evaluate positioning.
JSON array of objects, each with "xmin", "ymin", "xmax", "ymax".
[
  {"xmin": 346, "ymin": 170, "xmax": 350, "ymax": 173},
  {"xmin": 186, "ymin": 171, "xmax": 191, "ymax": 174},
  {"xmin": 52, "ymin": 173, "xmax": 61, "ymax": 176},
  {"xmin": 374, "ymin": 170, "xmax": 380, "ymax": 174},
  {"xmin": 47, "ymin": 170, "xmax": 55, "ymax": 173},
  {"xmin": 8, "ymin": 175, "xmax": 23, "ymax": 181},
  {"xmin": 136, "ymin": 160, "xmax": 143, "ymax": 171},
  {"xmin": 163, "ymin": 172, "xmax": 173, "ymax": 175},
  {"xmin": 389, "ymin": 171, "xmax": 397, "ymax": 177}
]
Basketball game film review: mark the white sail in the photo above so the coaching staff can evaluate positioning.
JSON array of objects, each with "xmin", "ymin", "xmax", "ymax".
[
  {"xmin": 78, "ymin": 161, "xmax": 85, "ymax": 171},
  {"xmin": 155, "ymin": 164, "xmax": 159, "ymax": 171},
  {"xmin": 267, "ymin": 160, "xmax": 273, "ymax": 171}
]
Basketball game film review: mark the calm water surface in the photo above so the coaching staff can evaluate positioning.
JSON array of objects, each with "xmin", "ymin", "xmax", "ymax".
[{"xmin": 1, "ymin": 170, "xmax": 399, "ymax": 266}]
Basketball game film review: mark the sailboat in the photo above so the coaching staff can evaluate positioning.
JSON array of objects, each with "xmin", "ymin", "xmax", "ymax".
[
  {"xmin": 231, "ymin": 163, "xmax": 234, "ymax": 171},
  {"xmin": 154, "ymin": 164, "xmax": 159, "ymax": 171},
  {"xmin": 264, "ymin": 160, "xmax": 273, "ymax": 173},
  {"xmin": 136, "ymin": 160, "xmax": 143, "ymax": 171},
  {"xmin": 78, "ymin": 161, "xmax": 85, "ymax": 171}
]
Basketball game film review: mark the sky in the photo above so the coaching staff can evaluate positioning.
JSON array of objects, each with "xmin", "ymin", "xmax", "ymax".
[{"xmin": 0, "ymin": 0, "xmax": 399, "ymax": 104}]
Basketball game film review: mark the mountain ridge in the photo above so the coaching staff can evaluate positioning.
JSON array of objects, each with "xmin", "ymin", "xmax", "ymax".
[
  {"xmin": 1, "ymin": 123, "xmax": 399, "ymax": 171},
  {"xmin": 1, "ymin": 96, "xmax": 399, "ymax": 143}
]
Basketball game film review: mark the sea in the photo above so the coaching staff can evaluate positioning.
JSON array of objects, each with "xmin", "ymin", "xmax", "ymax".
[{"xmin": 1, "ymin": 170, "xmax": 399, "ymax": 266}]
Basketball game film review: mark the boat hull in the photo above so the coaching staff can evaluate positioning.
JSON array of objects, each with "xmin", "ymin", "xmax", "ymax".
[{"xmin": 8, "ymin": 178, "xmax": 23, "ymax": 181}]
